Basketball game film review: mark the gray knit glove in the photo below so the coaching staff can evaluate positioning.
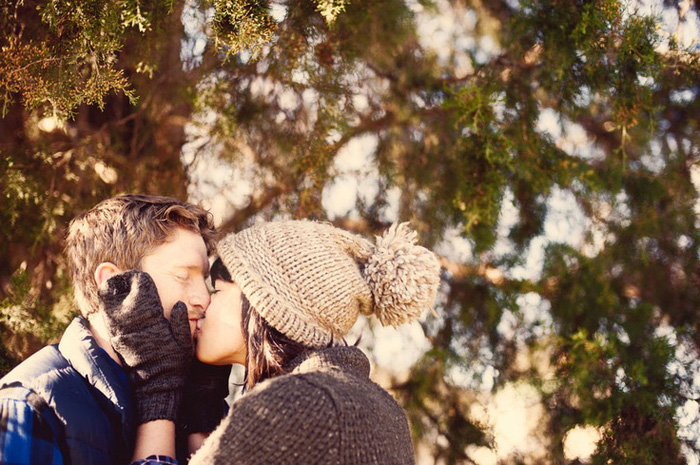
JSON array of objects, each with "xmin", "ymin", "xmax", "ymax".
[{"xmin": 98, "ymin": 270, "xmax": 193, "ymax": 424}]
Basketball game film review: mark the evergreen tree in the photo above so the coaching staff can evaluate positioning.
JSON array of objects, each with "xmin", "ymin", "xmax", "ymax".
[{"xmin": 2, "ymin": 0, "xmax": 700, "ymax": 462}]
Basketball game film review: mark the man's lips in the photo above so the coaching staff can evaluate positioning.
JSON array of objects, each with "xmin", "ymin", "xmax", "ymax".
[
  {"xmin": 189, "ymin": 318, "xmax": 201, "ymax": 337},
  {"xmin": 188, "ymin": 310, "xmax": 204, "ymax": 329}
]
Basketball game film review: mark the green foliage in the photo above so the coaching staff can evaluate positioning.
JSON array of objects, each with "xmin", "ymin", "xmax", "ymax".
[
  {"xmin": 315, "ymin": 0, "xmax": 348, "ymax": 23},
  {"xmin": 212, "ymin": 0, "xmax": 276, "ymax": 58},
  {"xmin": 0, "ymin": 267, "xmax": 74, "ymax": 376},
  {"xmin": 209, "ymin": 0, "xmax": 352, "ymax": 59},
  {"xmin": 2, "ymin": 0, "xmax": 700, "ymax": 462},
  {"xmin": 0, "ymin": 0, "xmax": 352, "ymax": 118},
  {"xmin": 0, "ymin": 0, "xmax": 177, "ymax": 118}
]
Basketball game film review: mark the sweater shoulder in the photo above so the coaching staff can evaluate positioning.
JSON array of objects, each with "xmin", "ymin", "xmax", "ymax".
[
  {"xmin": 272, "ymin": 365, "xmax": 404, "ymax": 414},
  {"xmin": 237, "ymin": 370, "xmax": 341, "ymax": 419}
]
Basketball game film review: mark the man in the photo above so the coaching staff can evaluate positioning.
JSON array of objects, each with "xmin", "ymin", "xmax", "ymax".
[{"xmin": 0, "ymin": 195, "xmax": 225, "ymax": 464}]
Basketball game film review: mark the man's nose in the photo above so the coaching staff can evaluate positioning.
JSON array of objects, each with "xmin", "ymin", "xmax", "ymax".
[{"xmin": 189, "ymin": 281, "xmax": 210, "ymax": 315}]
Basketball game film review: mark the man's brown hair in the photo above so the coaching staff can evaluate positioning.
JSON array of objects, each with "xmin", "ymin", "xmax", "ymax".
[{"xmin": 65, "ymin": 194, "xmax": 216, "ymax": 317}]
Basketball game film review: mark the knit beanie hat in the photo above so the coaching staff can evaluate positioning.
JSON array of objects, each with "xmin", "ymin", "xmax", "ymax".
[{"xmin": 215, "ymin": 220, "xmax": 441, "ymax": 348}]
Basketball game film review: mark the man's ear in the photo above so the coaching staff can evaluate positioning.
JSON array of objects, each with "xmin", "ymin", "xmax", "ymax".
[{"xmin": 94, "ymin": 262, "xmax": 122, "ymax": 288}]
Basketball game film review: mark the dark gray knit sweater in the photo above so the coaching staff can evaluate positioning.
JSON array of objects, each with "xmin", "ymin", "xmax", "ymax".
[{"xmin": 189, "ymin": 346, "xmax": 415, "ymax": 464}]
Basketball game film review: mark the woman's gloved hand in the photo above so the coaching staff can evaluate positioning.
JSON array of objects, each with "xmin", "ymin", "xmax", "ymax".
[{"xmin": 98, "ymin": 270, "xmax": 193, "ymax": 424}]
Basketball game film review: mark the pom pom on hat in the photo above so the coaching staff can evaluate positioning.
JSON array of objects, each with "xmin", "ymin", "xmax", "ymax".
[{"xmin": 363, "ymin": 222, "xmax": 441, "ymax": 327}]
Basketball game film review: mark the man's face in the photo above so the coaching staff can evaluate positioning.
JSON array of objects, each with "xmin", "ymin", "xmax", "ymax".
[{"xmin": 139, "ymin": 228, "xmax": 210, "ymax": 339}]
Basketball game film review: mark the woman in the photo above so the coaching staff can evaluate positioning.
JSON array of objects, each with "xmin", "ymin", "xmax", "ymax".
[
  {"xmin": 118, "ymin": 220, "xmax": 440, "ymax": 464},
  {"xmin": 189, "ymin": 220, "xmax": 440, "ymax": 464}
]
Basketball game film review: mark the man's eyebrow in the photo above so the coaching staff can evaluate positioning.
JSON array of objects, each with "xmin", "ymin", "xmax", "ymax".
[{"xmin": 174, "ymin": 264, "xmax": 210, "ymax": 275}]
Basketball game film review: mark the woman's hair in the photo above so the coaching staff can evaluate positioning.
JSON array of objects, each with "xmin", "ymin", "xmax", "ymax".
[
  {"xmin": 211, "ymin": 257, "xmax": 317, "ymax": 391},
  {"xmin": 240, "ymin": 297, "xmax": 313, "ymax": 391}
]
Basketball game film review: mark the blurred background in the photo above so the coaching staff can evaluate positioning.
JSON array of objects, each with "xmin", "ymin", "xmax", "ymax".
[{"xmin": 2, "ymin": 0, "xmax": 700, "ymax": 463}]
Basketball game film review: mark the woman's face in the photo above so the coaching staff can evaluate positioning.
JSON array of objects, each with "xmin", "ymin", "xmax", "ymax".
[{"xmin": 195, "ymin": 279, "xmax": 247, "ymax": 365}]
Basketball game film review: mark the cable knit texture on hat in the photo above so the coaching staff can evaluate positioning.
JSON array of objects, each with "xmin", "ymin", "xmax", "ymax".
[{"xmin": 216, "ymin": 220, "xmax": 441, "ymax": 347}]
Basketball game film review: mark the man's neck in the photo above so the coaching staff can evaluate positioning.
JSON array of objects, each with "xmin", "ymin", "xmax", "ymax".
[{"xmin": 88, "ymin": 313, "xmax": 122, "ymax": 366}]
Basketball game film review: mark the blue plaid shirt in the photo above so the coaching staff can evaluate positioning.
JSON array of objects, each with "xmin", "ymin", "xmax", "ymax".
[
  {"xmin": 0, "ymin": 385, "xmax": 65, "ymax": 464},
  {"xmin": 0, "ymin": 385, "xmax": 179, "ymax": 465},
  {"xmin": 132, "ymin": 455, "xmax": 178, "ymax": 465}
]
